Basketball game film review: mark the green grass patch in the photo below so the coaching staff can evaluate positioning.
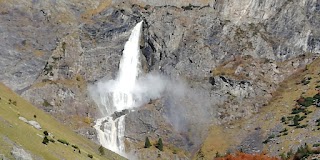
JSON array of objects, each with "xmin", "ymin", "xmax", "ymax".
[{"xmin": 0, "ymin": 83, "xmax": 125, "ymax": 160}]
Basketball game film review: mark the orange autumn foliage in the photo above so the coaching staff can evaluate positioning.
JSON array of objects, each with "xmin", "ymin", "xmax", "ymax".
[{"xmin": 215, "ymin": 152, "xmax": 280, "ymax": 160}]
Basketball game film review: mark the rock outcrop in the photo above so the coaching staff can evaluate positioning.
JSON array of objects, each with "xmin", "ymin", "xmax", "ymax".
[
  {"xmin": 19, "ymin": 117, "xmax": 42, "ymax": 130},
  {"xmin": 11, "ymin": 146, "xmax": 33, "ymax": 160}
]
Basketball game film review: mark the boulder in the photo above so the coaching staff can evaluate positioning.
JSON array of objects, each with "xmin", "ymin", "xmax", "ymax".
[{"xmin": 10, "ymin": 146, "xmax": 33, "ymax": 160}]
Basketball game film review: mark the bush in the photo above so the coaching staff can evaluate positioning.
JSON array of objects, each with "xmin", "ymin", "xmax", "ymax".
[
  {"xmin": 87, "ymin": 154, "xmax": 93, "ymax": 159},
  {"xmin": 304, "ymin": 110, "xmax": 312, "ymax": 115},
  {"xmin": 294, "ymin": 144, "xmax": 313, "ymax": 159},
  {"xmin": 42, "ymin": 136, "xmax": 49, "ymax": 145},
  {"xmin": 281, "ymin": 117, "xmax": 286, "ymax": 123},
  {"xmin": 156, "ymin": 138, "xmax": 163, "ymax": 151},
  {"xmin": 72, "ymin": 145, "xmax": 79, "ymax": 150},
  {"xmin": 98, "ymin": 145, "xmax": 105, "ymax": 155},
  {"xmin": 144, "ymin": 137, "xmax": 151, "ymax": 148},
  {"xmin": 43, "ymin": 131, "xmax": 49, "ymax": 136},
  {"xmin": 297, "ymin": 96, "xmax": 315, "ymax": 107},
  {"xmin": 42, "ymin": 99, "xmax": 52, "ymax": 107},
  {"xmin": 280, "ymin": 128, "xmax": 288, "ymax": 133},
  {"xmin": 49, "ymin": 139, "xmax": 55, "ymax": 143},
  {"xmin": 299, "ymin": 115, "xmax": 307, "ymax": 121},
  {"xmin": 314, "ymin": 93, "xmax": 320, "ymax": 100},
  {"xmin": 291, "ymin": 108, "xmax": 305, "ymax": 114},
  {"xmin": 313, "ymin": 144, "xmax": 320, "ymax": 147},
  {"xmin": 57, "ymin": 139, "xmax": 69, "ymax": 145}
]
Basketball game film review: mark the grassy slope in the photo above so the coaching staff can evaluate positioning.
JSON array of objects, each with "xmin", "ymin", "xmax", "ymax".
[
  {"xmin": 0, "ymin": 83, "xmax": 125, "ymax": 160},
  {"xmin": 199, "ymin": 57, "xmax": 320, "ymax": 159}
]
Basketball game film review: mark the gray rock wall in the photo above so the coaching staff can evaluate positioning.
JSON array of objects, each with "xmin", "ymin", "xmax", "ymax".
[{"xmin": 0, "ymin": 0, "xmax": 319, "ymax": 157}]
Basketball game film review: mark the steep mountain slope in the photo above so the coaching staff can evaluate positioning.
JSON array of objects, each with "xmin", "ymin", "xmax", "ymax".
[
  {"xmin": 199, "ymin": 57, "xmax": 320, "ymax": 159},
  {"xmin": 0, "ymin": 83, "xmax": 125, "ymax": 160},
  {"xmin": 0, "ymin": 0, "xmax": 319, "ymax": 159}
]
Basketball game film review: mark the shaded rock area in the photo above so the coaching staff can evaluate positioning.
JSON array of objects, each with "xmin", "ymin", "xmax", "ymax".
[
  {"xmin": 0, "ymin": 0, "xmax": 319, "ymax": 159},
  {"xmin": 112, "ymin": 109, "xmax": 129, "ymax": 120}
]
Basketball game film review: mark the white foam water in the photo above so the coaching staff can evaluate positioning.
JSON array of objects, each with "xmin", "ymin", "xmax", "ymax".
[{"xmin": 93, "ymin": 21, "xmax": 143, "ymax": 156}]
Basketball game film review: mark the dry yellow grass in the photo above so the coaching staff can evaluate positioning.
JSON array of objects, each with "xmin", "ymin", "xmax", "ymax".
[
  {"xmin": 200, "ymin": 57, "xmax": 320, "ymax": 159},
  {"xmin": 81, "ymin": 0, "xmax": 112, "ymax": 21}
]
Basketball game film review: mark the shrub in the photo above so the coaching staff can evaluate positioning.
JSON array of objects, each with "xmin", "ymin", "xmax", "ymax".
[
  {"xmin": 83, "ymin": 117, "xmax": 91, "ymax": 124},
  {"xmin": 144, "ymin": 137, "xmax": 151, "ymax": 148},
  {"xmin": 49, "ymin": 139, "xmax": 55, "ymax": 143},
  {"xmin": 43, "ymin": 131, "xmax": 49, "ymax": 136},
  {"xmin": 299, "ymin": 115, "xmax": 307, "ymax": 121},
  {"xmin": 268, "ymin": 134, "xmax": 275, "ymax": 139},
  {"xmin": 98, "ymin": 145, "xmax": 105, "ymax": 155},
  {"xmin": 297, "ymin": 96, "xmax": 315, "ymax": 107},
  {"xmin": 42, "ymin": 99, "xmax": 52, "ymax": 107},
  {"xmin": 172, "ymin": 149, "xmax": 178, "ymax": 154},
  {"xmin": 281, "ymin": 117, "xmax": 286, "ymax": 123},
  {"xmin": 304, "ymin": 110, "xmax": 312, "ymax": 115},
  {"xmin": 215, "ymin": 151, "xmax": 222, "ymax": 158},
  {"xmin": 87, "ymin": 154, "xmax": 93, "ymax": 159},
  {"xmin": 12, "ymin": 101, "xmax": 17, "ymax": 106},
  {"xmin": 57, "ymin": 139, "xmax": 69, "ymax": 145},
  {"xmin": 296, "ymin": 124, "xmax": 308, "ymax": 128},
  {"xmin": 301, "ymin": 78, "xmax": 311, "ymax": 85},
  {"xmin": 314, "ymin": 93, "xmax": 320, "ymax": 100},
  {"xmin": 294, "ymin": 144, "xmax": 313, "ymax": 159},
  {"xmin": 72, "ymin": 145, "xmax": 79, "ymax": 150},
  {"xmin": 313, "ymin": 144, "xmax": 320, "ymax": 147},
  {"xmin": 280, "ymin": 128, "xmax": 288, "ymax": 133},
  {"xmin": 33, "ymin": 115, "xmax": 37, "ymax": 118},
  {"xmin": 262, "ymin": 139, "xmax": 270, "ymax": 144},
  {"xmin": 42, "ymin": 136, "xmax": 49, "ymax": 145},
  {"xmin": 156, "ymin": 138, "xmax": 163, "ymax": 151},
  {"xmin": 291, "ymin": 108, "xmax": 305, "ymax": 114}
]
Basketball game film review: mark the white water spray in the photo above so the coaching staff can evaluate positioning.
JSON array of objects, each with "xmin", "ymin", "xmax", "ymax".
[{"xmin": 93, "ymin": 21, "xmax": 143, "ymax": 155}]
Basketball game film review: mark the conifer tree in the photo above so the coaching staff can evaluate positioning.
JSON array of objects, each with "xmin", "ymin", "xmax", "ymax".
[
  {"xmin": 156, "ymin": 138, "xmax": 163, "ymax": 151},
  {"xmin": 144, "ymin": 137, "xmax": 151, "ymax": 148}
]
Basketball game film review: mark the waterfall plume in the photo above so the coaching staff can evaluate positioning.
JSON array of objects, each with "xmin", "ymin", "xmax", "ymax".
[{"xmin": 91, "ymin": 21, "xmax": 143, "ymax": 156}]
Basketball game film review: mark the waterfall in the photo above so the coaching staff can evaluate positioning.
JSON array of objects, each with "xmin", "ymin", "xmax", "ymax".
[{"xmin": 93, "ymin": 21, "xmax": 143, "ymax": 156}]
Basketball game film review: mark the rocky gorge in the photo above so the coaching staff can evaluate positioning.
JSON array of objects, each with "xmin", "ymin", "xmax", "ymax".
[{"xmin": 0, "ymin": 0, "xmax": 319, "ymax": 159}]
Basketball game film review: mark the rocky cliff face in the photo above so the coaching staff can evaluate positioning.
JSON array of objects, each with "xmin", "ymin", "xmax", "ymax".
[{"xmin": 0, "ymin": 0, "xmax": 319, "ymax": 158}]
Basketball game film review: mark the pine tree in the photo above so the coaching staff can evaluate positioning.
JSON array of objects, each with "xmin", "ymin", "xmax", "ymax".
[
  {"xmin": 156, "ymin": 138, "xmax": 163, "ymax": 151},
  {"xmin": 144, "ymin": 137, "xmax": 151, "ymax": 148}
]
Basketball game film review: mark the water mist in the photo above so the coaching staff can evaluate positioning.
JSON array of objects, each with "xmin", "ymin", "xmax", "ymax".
[{"xmin": 91, "ymin": 21, "xmax": 143, "ymax": 155}]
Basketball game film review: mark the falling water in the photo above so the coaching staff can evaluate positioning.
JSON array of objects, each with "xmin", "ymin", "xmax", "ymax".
[{"xmin": 93, "ymin": 21, "xmax": 143, "ymax": 155}]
